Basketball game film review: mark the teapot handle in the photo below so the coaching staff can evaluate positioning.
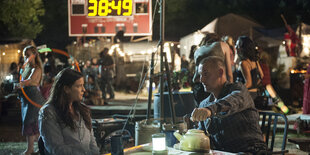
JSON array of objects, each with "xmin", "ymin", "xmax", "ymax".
[
  {"xmin": 183, "ymin": 114, "xmax": 198, "ymax": 130},
  {"xmin": 205, "ymin": 118, "xmax": 211, "ymax": 136}
]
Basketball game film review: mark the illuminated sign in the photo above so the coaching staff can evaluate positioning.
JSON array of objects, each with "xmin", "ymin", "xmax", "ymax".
[
  {"xmin": 88, "ymin": 0, "xmax": 132, "ymax": 16},
  {"xmin": 68, "ymin": 0, "xmax": 152, "ymax": 37}
]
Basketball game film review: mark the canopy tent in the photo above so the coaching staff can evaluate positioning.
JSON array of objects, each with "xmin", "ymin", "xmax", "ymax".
[
  {"xmin": 180, "ymin": 13, "xmax": 264, "ymax": 57},
  {"xmin": 297, "ymin": 22, "xmax": 310, "ymax": 57},
  {"xmin": 257, "ymin": 22, "xmax": 310, "ymax": 56},
  {"xmin": 179, "ymin": 31, "xmax": 205, "ymax": 59},
  {"xmin": 200, "ymin": 13, "xmax": 263, "ymax": 40},
  {"xmin": 254, "ymin": 25, "xmax": 300, "ymax": 48},
  {"xmin": 297, "ymin": 22, "xmax": 310, "ymax": 34}
]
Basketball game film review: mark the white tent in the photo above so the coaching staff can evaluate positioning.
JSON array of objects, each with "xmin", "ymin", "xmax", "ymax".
[
  {"xmin": 180, "ymin": 13, "xmax": 264, "ymax": 58},
  {"xmin": 297, "ymin": 23, "xmax": 310, "ymax": 57},
  {"xmin": 179, "ymin": 31, "xmax": 205, "ymax": 59},
  {"xmin": 200, "ymin": 13, "xmax": 263, "ymax": 40}
]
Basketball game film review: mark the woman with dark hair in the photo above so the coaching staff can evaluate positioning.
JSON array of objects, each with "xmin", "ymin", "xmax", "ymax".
[
  {"xmin": 235, "ymin": 36, "xmax": 264, "ymax": 100},
  {"xmin": 39, "ymin": 68, "xmax": 99, "ymax": 154},
  {"xmin": 19, "ymin": 45, "xmax": 46, "ymax": 155}
]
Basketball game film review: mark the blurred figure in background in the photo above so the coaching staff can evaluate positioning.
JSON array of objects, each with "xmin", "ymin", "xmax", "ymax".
[
  {"xmin": 181, "ymin": 54, "xmax": 189, "ymax": 71},
  {"xmin": 188, "ymin": 45, "xmax": 197, "ymax": 76},
  {"xmin": 99, "ymin": 48, "xmax": 115, "ymax": 100},
  {"xmin": 235, "ymin": 36, "xmax": 264, "ymax": 107},
  {"xmin": 18, "ymin": 55, "xmax": 25, "ymax": 73},
  {"xmin": 40, "ymin": 63, "xmax": 55, "ymax": 100},
  {"xmin": 259, "ymin": 51, "xmax": 272, "ymax": 87},
  {"xmin": 83, "ymin": 60, "xmax": 92, "ymax": 78},
  {"xmin": 90, "ymin": 58, "xmax": 100, "ymax": 82},
  {"xmin": 84, "ymin": 74, "xmax": 106, "ymax": 106},
  {"xmin": 9, "ymin": 62, "xmax": 19, "ymax": 83},
  {"xmin": 188, "ymin": 45, "xmax": 197, "ymax": 90},
  {"xmin": 19, "ymin": 46, "xmax": 46, "ymax": 155},
  {"xmin": 222, "ymin": 36, "xmax": 237, "ymax": 80}
]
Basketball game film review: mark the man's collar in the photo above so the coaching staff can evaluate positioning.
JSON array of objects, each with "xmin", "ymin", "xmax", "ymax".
[{"xmin": 216, "ymin": 81, "xmax": 230, "ymax": 99}]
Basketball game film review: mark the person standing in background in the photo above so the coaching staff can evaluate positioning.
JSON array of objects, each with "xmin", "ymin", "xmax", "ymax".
[
  {"xmin": 222, "ymin": 36, "xmax": 237, "ymax": 80},
  {"xmin": 18, "ymin": 46, "xmax": 45, "ymax": 155},
  {"xmin": 181, "ymin": 54, "xmax": 189, "ymax": 70},
  {"xmin": 82, "ymin": 60, "xmax": 92, "ymax": 77},
  {"xmin": 90, "ymin": 58, "xmax": 100, "ymax": 82},
  {"xmin": 99, "ymin": 48, "xmax": 115, "ymax": 100},
  {"xmin": 188, "ymin": 45, "xmax": 197, "ymax": 77},
  {"xmin": 235, "ymin": 36, "xmax": 264, "ymax": 103},
  {"xmin": 9, "ymin": 62, "xmax": 19, "ymax": 82}
]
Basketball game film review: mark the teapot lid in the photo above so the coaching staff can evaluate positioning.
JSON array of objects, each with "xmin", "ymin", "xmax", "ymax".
[{"xmin": 187, "ymin": 129, "xmax": 204, "ymax": 133}]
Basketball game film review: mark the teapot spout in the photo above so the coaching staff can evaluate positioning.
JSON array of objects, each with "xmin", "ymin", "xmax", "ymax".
[{"xmin": 173, "ymin": 130, "xmax": 183, "ymax": 141}]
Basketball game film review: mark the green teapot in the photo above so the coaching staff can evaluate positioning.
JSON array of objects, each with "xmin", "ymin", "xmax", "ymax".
[{"xmin": 173, "ymin": 129, "xmax": 210, "ymax": 152}]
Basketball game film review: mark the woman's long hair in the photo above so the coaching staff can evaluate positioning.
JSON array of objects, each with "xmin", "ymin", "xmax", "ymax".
[
  {"xmin": 236, "ymin": 36, "xmax": 259, "ymax": 61},
  {"xmin": 22, "ymin": 46, "xmax": 43, "ymax": 83},
  {"xmin": 46, "ymin": 68, "xmax": 92, "ymax": 131}
]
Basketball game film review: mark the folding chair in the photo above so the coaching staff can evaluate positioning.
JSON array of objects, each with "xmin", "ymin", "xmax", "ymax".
[{"xmin": 259, "ymin": 111, "xmax": 289, "ymax": 155}]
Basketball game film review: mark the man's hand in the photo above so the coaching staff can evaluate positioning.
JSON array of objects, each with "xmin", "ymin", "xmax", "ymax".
[{"xmin": 190, "ymin": 108, "xmax": 211, "ymax": 122}]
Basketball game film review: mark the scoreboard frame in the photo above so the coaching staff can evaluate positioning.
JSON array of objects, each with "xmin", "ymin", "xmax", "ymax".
[{"xmin": 68, "ymin": 0, "xmax": 152, "ymax": 37}]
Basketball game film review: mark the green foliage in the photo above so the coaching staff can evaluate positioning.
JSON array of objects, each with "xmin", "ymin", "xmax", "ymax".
[
  {"xmin": 0, "ymin": 0, "xmax": 45, "ymax": 39},
  {"xmin": 172, "ymin": 70, "xmax": 190, "ymax": 90}
]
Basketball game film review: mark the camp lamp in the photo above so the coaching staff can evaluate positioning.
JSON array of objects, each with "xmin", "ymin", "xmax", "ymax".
[{"xmin": 152, "ymin": 133, "xmax": 168, "ymax": 155}]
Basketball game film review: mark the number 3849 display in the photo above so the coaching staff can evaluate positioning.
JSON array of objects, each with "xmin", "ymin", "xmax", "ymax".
[{"xmin": 88, "ymin": 0, "xmax": 132, "ymax": 16}]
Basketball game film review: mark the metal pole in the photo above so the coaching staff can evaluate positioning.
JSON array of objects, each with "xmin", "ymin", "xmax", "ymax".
[
  {"xmin": 159, "ymin": 0, "xmax": 165, "ymax": 124},
  {"xmin": 146, "ymin": 52, "xmax": 155, "ymax": 121},
  {"xmin": 164, "ymin": 53, "xmax": 176, "ymax": 125}
]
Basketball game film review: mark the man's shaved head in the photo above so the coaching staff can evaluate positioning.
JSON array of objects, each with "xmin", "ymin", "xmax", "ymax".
[{"xmin": 199, "ymin": 56, "xmax": 226, "ymax": 73}]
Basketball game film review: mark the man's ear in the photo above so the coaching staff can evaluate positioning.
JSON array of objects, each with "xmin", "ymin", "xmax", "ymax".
[{"xmin": 218, "ymin": 68, "xmax": 224, "ymax": 77}]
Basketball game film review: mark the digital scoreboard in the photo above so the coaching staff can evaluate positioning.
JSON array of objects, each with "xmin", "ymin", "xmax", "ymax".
[{"xmin": 68, "ymin": 0, "xmax": 152, "ymax": 36}]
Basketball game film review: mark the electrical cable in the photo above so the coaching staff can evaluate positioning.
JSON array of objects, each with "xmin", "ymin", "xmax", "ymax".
[{"xmin": 120, "ymin": 0, "xmax": 161, "ymax": 133}]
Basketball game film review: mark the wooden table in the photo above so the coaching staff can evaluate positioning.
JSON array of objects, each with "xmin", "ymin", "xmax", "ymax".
[{"xmin": 119, "ymin": 143, "xmax": 236, "ymax": 155}]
